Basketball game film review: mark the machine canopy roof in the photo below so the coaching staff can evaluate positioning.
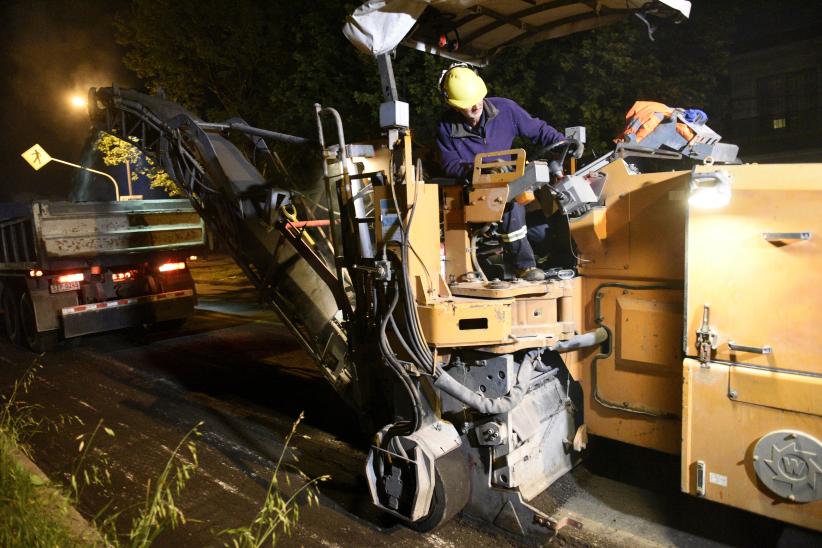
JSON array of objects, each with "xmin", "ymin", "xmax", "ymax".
[{"xmin": 344, "ymin": 0, "xmax": 691, "ymax": 64}]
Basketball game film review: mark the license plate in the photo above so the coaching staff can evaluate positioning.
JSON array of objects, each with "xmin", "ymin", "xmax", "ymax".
[{"xmin": 50, "ymin": 281, "xmax": 80, "ymax": 294}]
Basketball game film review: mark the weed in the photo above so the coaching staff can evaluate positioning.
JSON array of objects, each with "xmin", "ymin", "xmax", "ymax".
[
  {"xmin": 1, "ymin": 362, "xmax": 327, "ymax": 548},
  {"xmin": 0, "ymin": 434, "xmax": 79, "ymax": 547},
  {"xmin": 64, "ymin": 418, "xmax": 203, "ymax": 547},
  {"xmin": 0, "ymin": 360, "xmax": 86, "ymax": 546},
  {"xmin": 70, "ymin": 419, "xmax": 115, "ymax": 503},
  {"xmin": 0, "ymin": 362, "xmax": 44, "ymax": 449},
  {"xmin": 221, "ymin": 412, "xmax": 330, "ymax": 548},
  {"xmin": 126, "ymin": 422, "xmax": 202, "ymax": 547}
]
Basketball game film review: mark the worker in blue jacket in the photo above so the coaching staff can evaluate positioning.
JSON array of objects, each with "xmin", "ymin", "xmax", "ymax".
[{"xmin": 436, "ymin": 65, "xmax": 564, "ymax": 282}]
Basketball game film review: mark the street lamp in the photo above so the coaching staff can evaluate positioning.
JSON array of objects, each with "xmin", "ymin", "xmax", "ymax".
[
  {"xmin": 21, "ymin": 143, "xmax": 121, "ymax": 201},
  {"xmin": 69, "ymin": 95, "xmax": 87, "ymax": 109}
]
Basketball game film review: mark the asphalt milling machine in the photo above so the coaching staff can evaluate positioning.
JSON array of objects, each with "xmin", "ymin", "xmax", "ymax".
[{"xmin": 86, "ymin": 0, "xmax": 822, "ymax": 540}]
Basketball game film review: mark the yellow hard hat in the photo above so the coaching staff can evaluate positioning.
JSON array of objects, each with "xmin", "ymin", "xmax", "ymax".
[{"xmin": 441, "ymin": 66, "xmax": 487, "ymax": 109}]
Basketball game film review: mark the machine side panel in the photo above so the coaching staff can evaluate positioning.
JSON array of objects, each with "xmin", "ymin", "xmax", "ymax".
[
  {"xmin": 682, "ymin": 163, "xmax": 822, "ymax": 530},
  {"xmin": 682, "ymin": 359, "xmax": 822, "ymax": 530},
  {"xmin": 685, "ymin": 164, "xmax": 822, "ymax": 373},
  {"xmin": 572, "ymin": 161, "xmax": 689, "ymax": 454}
]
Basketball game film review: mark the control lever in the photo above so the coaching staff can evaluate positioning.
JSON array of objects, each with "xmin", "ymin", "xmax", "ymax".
[{"xmin": 548, "ymin": 159, "xmax": 564, "ymax": 181}]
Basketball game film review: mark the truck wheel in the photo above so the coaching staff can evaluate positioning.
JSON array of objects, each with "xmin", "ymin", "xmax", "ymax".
[
  {"xmin": 1, "ymin": 288, "xmax": 22, "ymax": 345},
  {"xmin": 20, "ymin": 292, "xmax": 58, "ymax": 353}
]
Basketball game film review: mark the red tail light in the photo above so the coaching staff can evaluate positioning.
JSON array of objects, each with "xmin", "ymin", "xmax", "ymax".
[
  {"xmin": 112, "ymin": 270, "xmax": 136, "ymax": 282},
  {"xmin": 158, "ymin": 261, "xmax": 186, "ymax": 273},
  {"xmin": 57, "ymin": 273, "xmax": 84, "ymax": 284}
]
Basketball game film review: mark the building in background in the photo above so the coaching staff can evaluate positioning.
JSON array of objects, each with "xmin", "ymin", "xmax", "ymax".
[{"xmin": 728, "ymin": 5, "xmax": 822, "ymax": 163}]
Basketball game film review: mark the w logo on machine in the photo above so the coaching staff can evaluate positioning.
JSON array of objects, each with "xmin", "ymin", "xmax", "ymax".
[
  {"xmin": 779, "ymin": 454, "xmax": 809, "ymax": 480},
  {"xmin": 753, "ymin": 430, "xmax": 822, "ymax": 503}
]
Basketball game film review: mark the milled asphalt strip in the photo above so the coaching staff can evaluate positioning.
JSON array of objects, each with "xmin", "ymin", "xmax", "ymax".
[
  {"xmin": 70, "ymin": 333, "xmax": 365, "ymax": 510},
  {"xmin": 71, "ymin": 348, "xmax": 292, "ymax": 472}
]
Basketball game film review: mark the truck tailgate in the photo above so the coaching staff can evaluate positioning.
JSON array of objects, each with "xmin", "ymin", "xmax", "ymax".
[{"xmin": 33, "ymin": 200, "xmax": 204, "ymax": 258}]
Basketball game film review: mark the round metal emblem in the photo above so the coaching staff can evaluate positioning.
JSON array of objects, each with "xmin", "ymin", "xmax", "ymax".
[{"xmin": 753, "ymin": 430, "xmax": 822, "ymax": 503}]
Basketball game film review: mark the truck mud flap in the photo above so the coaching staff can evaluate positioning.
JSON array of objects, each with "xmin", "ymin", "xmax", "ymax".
[{"xmin": 61, "ymin": 289, "xmax": 195, "ymax": 338}]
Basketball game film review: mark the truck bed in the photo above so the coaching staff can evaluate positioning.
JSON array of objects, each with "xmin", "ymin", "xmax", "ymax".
[{"xmin": 0, "ymin": 199, "xmax": 205, "ymax": 269}]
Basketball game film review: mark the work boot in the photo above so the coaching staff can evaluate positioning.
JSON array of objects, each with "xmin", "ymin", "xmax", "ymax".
[{"xmin": 516, "ymin": 267, "xmax": 545, "ymax": 281}]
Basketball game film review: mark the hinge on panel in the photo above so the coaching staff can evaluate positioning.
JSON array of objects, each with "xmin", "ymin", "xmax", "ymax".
[{"xmin": 695, "ymin": 304, "xmax": 718, "ymax": 365}]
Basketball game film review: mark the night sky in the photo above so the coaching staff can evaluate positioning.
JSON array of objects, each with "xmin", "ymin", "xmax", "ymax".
[{"xmin": 0, "ymin": 0, "xmax": 137, "ymax": 202}]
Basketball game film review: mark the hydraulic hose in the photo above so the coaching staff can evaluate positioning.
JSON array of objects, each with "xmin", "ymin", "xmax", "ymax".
[
  {"xmin": 400, "ymin": 231, "xmax": 434, "ymax": 375},
  {"xmin": 398, "ymin": 263, "xmax": 434, "ymax": 373},
  {"xmin": 549, "ymin": 328, "xmax": 608, "ymax": 353},
  {"xmin": 433, "ymin": 351, "xmax": 547, "ymax": 414},
  {"xmin": 386, "ymin": 150, "xmax": 434, "ymax": 377},
  {"xmin": 470, "ymin": 225, "xmax": 490, "ymax": 282},
  {"xmin": 379, "ymin": 280, "xmax": 423, "ymax": 429},
  {"xmin": 388, "ymin": 313, "xmax": 418, "ymax": 366},
  {"xmin": 378, "ymin": 246, "xmax": 431, "ymax": 377}
]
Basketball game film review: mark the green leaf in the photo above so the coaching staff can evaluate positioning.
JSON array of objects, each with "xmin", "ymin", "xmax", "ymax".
[{"xmin": 29, "ymin": 473, "xmax": 45, "ymax": 486}]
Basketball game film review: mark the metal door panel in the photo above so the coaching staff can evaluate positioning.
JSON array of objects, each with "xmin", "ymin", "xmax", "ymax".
[{"xmin": 685, "ymin": 164, "xmax": 822, "ymax": 374}]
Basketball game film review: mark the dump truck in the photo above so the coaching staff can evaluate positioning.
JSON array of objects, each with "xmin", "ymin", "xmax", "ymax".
[
  {"xmin": 84, "ymin": 0, "xmax": 822, "ymax": 539},
  {"xmin": 0, "ymin": 199, "xmax": 204, "ymax": 351}
]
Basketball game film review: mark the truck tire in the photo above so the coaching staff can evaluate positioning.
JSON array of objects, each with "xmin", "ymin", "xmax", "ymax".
[
  {"xmin": 20, "ymin": 292, "xmax": 58, "ymax": 353},
  {"xmin": 2, "ymin": 287, "xmax": 22, "ymax": 345}
]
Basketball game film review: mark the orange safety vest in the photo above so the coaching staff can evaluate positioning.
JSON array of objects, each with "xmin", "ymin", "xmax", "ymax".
[{"xmin": 615, "ymin": 100, "xmax": 696, "ymax": 144}]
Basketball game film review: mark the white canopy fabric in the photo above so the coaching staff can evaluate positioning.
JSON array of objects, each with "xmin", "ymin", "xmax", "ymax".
[
  {"xmin": 343, "ymin": 0, "xmax": 691, "ymax": 63},
  {"xmin": 343, "ymin": 0, "xmax": 429, "ymax": 57}
]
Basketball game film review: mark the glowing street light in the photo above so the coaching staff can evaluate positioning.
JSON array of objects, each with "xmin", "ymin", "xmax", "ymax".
[
  {"xmin": 21, "ymin": 143, "xmax": 120, "ymax": 201},
  {"xmin": 69, "ymin": 95, "xmax": 88, "ymax": 109}
]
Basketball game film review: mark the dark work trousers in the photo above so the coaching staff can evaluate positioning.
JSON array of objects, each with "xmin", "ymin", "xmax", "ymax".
[{"xmin": 499, "ymin": 201, "xmax": 536, "ymax": 270}]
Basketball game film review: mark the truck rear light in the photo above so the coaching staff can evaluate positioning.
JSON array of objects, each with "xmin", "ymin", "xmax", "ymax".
[
  {"xmin": 112, "ymin": 270, "xmax": 136, "ymax": 282},
  {"xmin": 57, "ymin": 272, "xmax": 84, "ymax": 284},
  {"xmin": 28, "ymin": 269, "xmax": 43, "ymax": 277},
  {"xmin": 158, "ymin": 261, "xmax": 186, "ymax": 273}
]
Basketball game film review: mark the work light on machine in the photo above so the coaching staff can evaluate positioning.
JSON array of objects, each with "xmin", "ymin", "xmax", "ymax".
[{"xmin": 688, "ymin": 170, "xmax": 732, "ymax": 209}]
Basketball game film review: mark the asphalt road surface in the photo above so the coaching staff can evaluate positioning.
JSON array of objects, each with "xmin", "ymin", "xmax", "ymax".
[{"xmin": 0, "ymin": 255, "xmax": 818, "ymax": 547}]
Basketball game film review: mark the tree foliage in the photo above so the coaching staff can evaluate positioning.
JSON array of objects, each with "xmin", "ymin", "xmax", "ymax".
[
  {"xmin": 484, "ymin": 5, "xmax": 739, "ymax": 157},
  {"xmin": 94, "ymin": 133, "xmax": 180, "ymax": 196},
  {"xmin": 114, "ymin": 1, "xmax": 739, "ymax": 172}
]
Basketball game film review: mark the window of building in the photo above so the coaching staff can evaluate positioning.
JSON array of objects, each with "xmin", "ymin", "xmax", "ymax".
[{"xmin": 757, "ymin": 68, "xmax": 818, "ymax": 132}]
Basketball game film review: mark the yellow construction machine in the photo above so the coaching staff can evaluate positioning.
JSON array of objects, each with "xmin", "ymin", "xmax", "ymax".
[{"xmin": 88, "ymin": 0, "xmax": 822, "ymax": 538}]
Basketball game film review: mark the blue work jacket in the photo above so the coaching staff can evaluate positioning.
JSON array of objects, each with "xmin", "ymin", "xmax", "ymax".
[{"xmin": 436, "ymin": 97, "xmax": 564, "ymax": 180}]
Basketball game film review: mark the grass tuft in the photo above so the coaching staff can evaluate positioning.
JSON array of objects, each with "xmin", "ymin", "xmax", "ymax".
[
  {"xmin": 221, "ymin": 412, "xmax": 330, "ymax": 548},
  {"xmin": 1, "ymin": 362, "xmax": 327, "ymax": 547},
  {"xmin": 126, "ymin": 422, "xmax": 202, "ymax": 547},
  {"xmin": 0, "ymin": 360, "xmax": 82, "ymax": 546}
]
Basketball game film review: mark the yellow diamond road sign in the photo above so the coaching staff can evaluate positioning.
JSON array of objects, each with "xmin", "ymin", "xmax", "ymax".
[{"xmin": 21, "ymin": 144, "xmax": 52, "ymax": 171}]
